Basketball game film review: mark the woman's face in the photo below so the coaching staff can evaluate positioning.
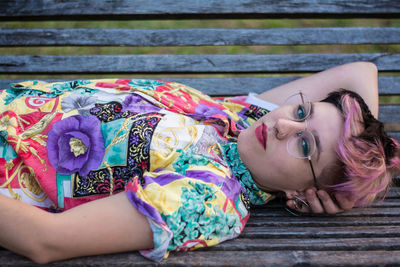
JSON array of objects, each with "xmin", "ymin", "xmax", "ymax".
[{"xmin": 237, "ymin": 101, "xmax": 344, "ymax": 194}]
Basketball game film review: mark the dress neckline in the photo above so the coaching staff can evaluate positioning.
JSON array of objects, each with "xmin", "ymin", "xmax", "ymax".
[{"xmin": 221, "ymin": 142, "xmax": 272, "ymax": 206}]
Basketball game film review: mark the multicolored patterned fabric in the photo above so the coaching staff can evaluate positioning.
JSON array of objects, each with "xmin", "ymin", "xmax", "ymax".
[{"xmin": 0, "ymin": 79, "xmax": 273, "ymax": 261}]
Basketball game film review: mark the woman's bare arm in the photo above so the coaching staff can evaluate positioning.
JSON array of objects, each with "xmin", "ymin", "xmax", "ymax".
[
  {"xmin": 0, "ymin": 193, "xmax": 153, "ymax": 264},
  {"xmin": 258, "ymin": 61, "xmax": 379, "ymax": 118}
]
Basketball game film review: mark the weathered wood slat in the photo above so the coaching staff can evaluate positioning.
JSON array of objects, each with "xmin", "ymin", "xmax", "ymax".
[
  {"xmin": 2, "ymin": 250, "xmax": 400, "ymax": 267},
  {"xmin": 1, "ymin": 53, "xmax": 400, "ymax": 74},
  {"xmin": 2, "ymin": 0, "xmax": 400, "ymax": 20},
  {"xmin": 390, "ymin": 132, "xmax": 400, "ymax": 141},
  {"xmin": 1, "ymin": 76, "xmax": 400, "ymax": 95},
  {"xmin": 241, "ymin": 225, "xmax": 400, "ymax": 238},
  {"xmin": 384, "ymin": 187, "xmax": 400, "ymax": 198},
  {"xmin": 251, "ymin": 207, "xmax": 400, "ymax": 217},
  {"xmin": 265, "ymin": 198, "xmax": 400, "ymax": 209},
  {"xmin": 2, "ymin": 27, "xmax": 400, "ymax": 46},
  {"xmin": 212, "ymin": 237, "xmax": 400, "ymax": 251},
  {"xmin": 379, "ymin": 105, "xmax": 400, "ymax": 123},
  {"xmin": 246, "ymin": 216, "xmax": 400, "ymax": 227}
]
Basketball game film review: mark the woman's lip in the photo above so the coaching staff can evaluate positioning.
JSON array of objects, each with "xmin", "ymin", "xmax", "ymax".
[{"xmin": 255, "ymin": 123, "xmax": 268, "ymax": 150}]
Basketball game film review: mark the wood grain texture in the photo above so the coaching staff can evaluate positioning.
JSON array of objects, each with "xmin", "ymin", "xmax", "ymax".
[
  {"xmin": 2, "ymin": 0, "xmax": 400, "ymax": 20},
  {"xmin": 212, "ymin": 237, "xmax": 400, "ymax": 250},
  {"xmin": 390, "ymin": 132, "xmax": 400, "ymax": 141},
  {"xmin": 240, "ymin": 225, "xmax": 400, "ymax": 238},
  {"xmin": 252, "ymin": 207, "xmax": 400, "ymax": 217},
  {"xmin": 1, "ymin": 191, "xmax": 399, "ymax": 265},
  {"xmin": 1, "ymin": 53, "xmax": 400, "ymax": 74},
  {"xmin": 378, "ymin": 105, "xmax": 400, "ymax": 123},
  {"xmin": 246, "ymin": 216, "xmax": 400, "ymax": 227},
  {"xmin": 2, "ymin": 250, "xmax": 400, "ymax": 267},
  {"xmin": 2, "ymin": 27, "xmax": 400, "ymax": 46}
]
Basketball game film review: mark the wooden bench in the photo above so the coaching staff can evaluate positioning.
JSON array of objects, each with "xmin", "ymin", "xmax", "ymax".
[{"xmin": 1, "ymin": 0, "xmax": 400, "ymax": 265}]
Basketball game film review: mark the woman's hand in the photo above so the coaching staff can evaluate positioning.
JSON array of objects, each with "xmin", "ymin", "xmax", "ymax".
[{"xmin": 286, "ymin": 188, "xmax": 355, "ymax": 214}]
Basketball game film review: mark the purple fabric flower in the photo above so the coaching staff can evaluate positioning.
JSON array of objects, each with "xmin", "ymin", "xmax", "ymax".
[
  {"xmin": 122, "ymin": 94, "xmax": 161, "ymax": 113},
  {"xmin": 47, "ymin": 115, "xmax": 105, "ymax": 176},
  {"xmin": 191, "ymin": 104, "xmax": 228, "ymax": 120}
]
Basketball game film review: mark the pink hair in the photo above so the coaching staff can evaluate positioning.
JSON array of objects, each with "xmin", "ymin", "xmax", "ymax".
[{"xmin": 330, "ymin": 93, "xmax": 400, "ymax": 207}]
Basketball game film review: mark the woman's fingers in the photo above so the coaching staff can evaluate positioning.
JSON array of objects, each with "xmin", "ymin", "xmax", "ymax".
[
  {"xmin": 305, "ymin": 188, "xmax": 325, "ymax": 214},
  {"xmin": 315, "ymin": 190, "xmax": 344, "ymax": 214},
  {"xmin": 286, "ymin": 189, "xmax": 354, "ymax": 215},
  {"xmin": 334, "ymin": 192, "xmax": 356, "ymax": 210},
  {"xmin": 306, "ymin": 188, "xmax": 345, "ymax": 214}
]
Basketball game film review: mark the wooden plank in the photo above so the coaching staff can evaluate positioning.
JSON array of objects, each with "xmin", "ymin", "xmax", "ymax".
[
  {"xmin": 385, "ymin": 187, "xmax": 400, "ymax": 198},
  {"xmin": 390, "ymin": 132, "xmax": 400, "ymax": 142},
  {"xmin": 263, "ymin": 199, "xmax": 400, "ymax": 209},
  {"xmin": 2, "ymin": 0, "xmax": 400, "ymax": 20},
  {"xmin": 2, "ymin": 250, "xmax": 400, "ymax": 267},
  {"xmin": 213, "ymin": 237, "xmax": 400, "ymax": 251},
  {"xmin": 2, "ymin": 27, "xmax": 400, "ymax": 46},
  {"xmin": 250, "ymin": 206, "xmax": 400, "ymax": 217},
  {"xmin": 379, "ymin": 76, "xmax": 400, "ymax": 95},
  {"xmin": 1, "ymin": 53, "xmax": 400, "ymax": 74},
  {"xmin": 1, "ymin": 76, "xmax": 400, "ymax": 95},
  {"xmin": 246, "ymin": 216, "xmax": 400, "ymax": 227},
  {"xmin": 241, "ymin": 225, "xmax": 400, "ymax": 238},
  {"xmin": 264, "ymin": 197, "xmax": 400, "ymax": 209},
  {"xmin": 379, "ymin": 105, "xmax": 400, "ymax": 123}
]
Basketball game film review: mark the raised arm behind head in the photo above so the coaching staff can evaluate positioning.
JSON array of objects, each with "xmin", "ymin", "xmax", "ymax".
[{"xmin": 258, "ymin": 61, "xmax": 379, "ymax": 118}]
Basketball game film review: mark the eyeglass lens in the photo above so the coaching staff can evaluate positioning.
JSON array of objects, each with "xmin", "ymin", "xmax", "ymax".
[{"xmin": 283, "ymin": 93, "xmax": 316, "ymax": 159}]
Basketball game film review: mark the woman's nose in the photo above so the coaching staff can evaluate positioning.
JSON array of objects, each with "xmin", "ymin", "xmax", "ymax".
[{"xmin": 274, "ymin": 118, "xmax": 305, "ymax": 139}]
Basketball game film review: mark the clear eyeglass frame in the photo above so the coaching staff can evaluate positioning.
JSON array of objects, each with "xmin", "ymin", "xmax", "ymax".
[{"xmin": 280, "ymin": 92, "xmax": 319, "ymax": 216}]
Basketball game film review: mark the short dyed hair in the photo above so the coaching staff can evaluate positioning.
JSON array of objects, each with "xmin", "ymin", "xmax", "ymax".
[{"xmin": 321, "ymin": 89, "xmax": 400, "ymax": 207}]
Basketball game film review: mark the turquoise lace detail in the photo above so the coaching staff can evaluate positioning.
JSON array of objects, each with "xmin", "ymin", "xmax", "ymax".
[{"xmin": 220, "ymin": 143, "xmax": 271, "ymax": 205}]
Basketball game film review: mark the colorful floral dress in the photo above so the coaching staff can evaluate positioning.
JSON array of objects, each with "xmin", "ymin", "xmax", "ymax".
[{"xmin": 0, "ymin": 79, "xmax": 273, "ymax": 261}]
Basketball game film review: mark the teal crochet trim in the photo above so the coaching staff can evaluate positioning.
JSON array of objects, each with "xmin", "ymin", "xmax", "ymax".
[{"xmin": 220, "ymin": 143, "xmax": 271, "ymax": 205}]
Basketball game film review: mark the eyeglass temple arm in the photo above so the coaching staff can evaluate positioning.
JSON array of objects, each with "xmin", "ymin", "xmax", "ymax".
[{"xmin": 307, "ymin": 155, "xmax": 319, "ymax": 190}]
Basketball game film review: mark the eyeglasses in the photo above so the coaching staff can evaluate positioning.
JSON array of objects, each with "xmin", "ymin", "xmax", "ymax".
[
  {"xmin": 279, "ymin": 92, "xmax": 319, "ymax": 216},
  {"xmin": 281, "ymin": 92, "xmax": 319, "ymax": 190}
]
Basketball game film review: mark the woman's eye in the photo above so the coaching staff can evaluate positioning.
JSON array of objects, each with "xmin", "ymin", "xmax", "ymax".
[
  {"xmin": 296, "ymin": 105, "xmax": 306, "ymax": 120},
  {"xmin": 301, "ymin": 138, "xmax": 310, "ymax": 157}
]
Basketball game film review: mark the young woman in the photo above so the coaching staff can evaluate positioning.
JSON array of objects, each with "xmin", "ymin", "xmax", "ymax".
[{"xmin": 0, "ymin": 62, "xmax": 398, "ymax": 263}]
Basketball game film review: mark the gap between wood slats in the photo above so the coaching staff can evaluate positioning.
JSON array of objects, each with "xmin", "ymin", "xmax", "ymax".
[
  {"xmin": 1, "ymin": 54, "xmax": 400, "ymax": 74},
  {"xmin": 2, "ymin": 0, "xmax": 400, "ymax": 20},
  {"xmin": 385, "ymin": 123, "xmax": 400, "ymax": 132},
  {"xmin": 2, "ymin": 27, "xmax": 400, "ymax": 46},
  {"xmin": 1, "ymin": 76, "xmax": 400, "ymax": 95}
]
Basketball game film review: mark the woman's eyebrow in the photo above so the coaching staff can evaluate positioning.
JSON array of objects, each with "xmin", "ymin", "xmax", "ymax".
[{"xmin": 310, "ymin": 102, "xmax": 322, "ymax": 162}]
